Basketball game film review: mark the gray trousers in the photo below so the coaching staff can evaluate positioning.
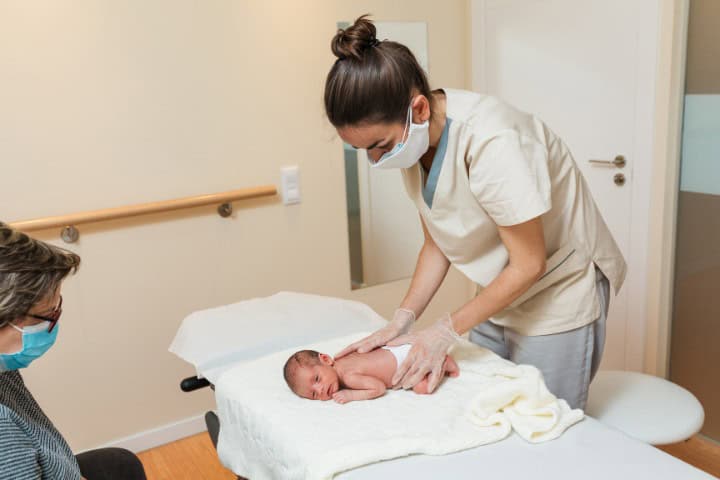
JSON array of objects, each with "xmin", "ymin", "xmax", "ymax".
[{"xmin": 469, "ymin": 268, "xmax": 610, "ymax": 410}]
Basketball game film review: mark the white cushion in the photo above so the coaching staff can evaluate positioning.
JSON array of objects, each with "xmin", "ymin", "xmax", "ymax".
[
  {"xmin": 169, "ymin": 292, "xmax": 387, "ymax": 383},
  {"xmin": 586, "ymin": 370, "xmax": 704, "ymax": 445}
]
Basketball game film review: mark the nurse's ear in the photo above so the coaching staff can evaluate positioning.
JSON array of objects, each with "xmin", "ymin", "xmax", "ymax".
[{"xmin": 410, "ymin": 95, "xmax": 431, "ymax": 125}]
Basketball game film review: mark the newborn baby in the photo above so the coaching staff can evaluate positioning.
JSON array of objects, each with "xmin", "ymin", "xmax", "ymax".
[{"xmin": 283, "ymin": 344, "xmax": 459, "ymax": 404}]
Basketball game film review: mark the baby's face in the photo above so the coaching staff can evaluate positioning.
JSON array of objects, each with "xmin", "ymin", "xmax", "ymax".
[{"xmin": 295, "ymin": 354, "xmax": 339, "ymax": 401}]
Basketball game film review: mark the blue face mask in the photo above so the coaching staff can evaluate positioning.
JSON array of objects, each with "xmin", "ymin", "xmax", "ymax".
[{"xmin": 0, "ymin": 322, "xmax": 58, "ymax": 371}]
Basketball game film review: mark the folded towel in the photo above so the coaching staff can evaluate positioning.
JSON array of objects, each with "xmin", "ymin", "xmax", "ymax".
[{"xmin": 215, "ymin": 333, "xmax": 584, "ymax": 480}]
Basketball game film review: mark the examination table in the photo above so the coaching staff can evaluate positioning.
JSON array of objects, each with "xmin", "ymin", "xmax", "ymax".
[{"xmin": 170, "ymin": 292, "xmax": 715, "ymax": 479}]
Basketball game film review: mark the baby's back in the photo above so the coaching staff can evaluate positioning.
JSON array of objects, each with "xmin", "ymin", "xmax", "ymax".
[{"xmin": 336, "ymin": 347, "xmax": 401, "ymax": 387}]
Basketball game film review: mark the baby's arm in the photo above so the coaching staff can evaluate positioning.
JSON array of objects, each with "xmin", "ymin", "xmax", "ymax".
[{"xmin": 332, "ymin": 374, "xmax": 386, "ymax": 404}]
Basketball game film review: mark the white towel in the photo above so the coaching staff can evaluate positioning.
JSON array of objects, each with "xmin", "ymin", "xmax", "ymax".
[{"xmin": 215, "ymin": 333, "xmax": 584, "ymax": 480}]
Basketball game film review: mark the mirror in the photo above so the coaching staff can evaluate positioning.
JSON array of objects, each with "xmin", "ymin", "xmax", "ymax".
[{"xmin": 339, "ymin": 21, "xmax": 428, "ymax": 289}]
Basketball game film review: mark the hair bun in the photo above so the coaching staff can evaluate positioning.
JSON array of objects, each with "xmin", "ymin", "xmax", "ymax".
[{"xmin": 331, "ymin": 14, "xmax": 379, "ymax": 60}]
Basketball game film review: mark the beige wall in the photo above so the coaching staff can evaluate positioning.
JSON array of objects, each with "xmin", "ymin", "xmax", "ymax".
[{"xmin": 1, "ymin": 0, "xmax": 471, "ymax": 451}]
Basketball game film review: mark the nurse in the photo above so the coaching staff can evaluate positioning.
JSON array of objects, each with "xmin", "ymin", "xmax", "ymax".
[{"xmin": 330, "ymin": 16, "xmax": 626, "ymax": 409}]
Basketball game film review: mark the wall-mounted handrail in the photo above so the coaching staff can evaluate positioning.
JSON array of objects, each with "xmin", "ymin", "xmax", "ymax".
[{"xmin": 9, "ymin": 185, "xmax": 277, "ymax": 235}]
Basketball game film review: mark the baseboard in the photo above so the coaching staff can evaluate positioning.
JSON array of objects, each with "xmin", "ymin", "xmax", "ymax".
[{"xmin": 87, "ymin": 413, "xmax": 208, "ymax": 454}]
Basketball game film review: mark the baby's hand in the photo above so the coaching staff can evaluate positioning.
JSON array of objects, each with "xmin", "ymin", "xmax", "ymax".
[{"xmin": 332, "ymin": 390, "xmax": 352, "ymax": 404}]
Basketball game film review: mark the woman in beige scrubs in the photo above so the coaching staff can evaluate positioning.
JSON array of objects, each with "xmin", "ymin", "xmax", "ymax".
[{"xmin": 329, "ymin": 17, "xmax": 626, "ymax": 409}]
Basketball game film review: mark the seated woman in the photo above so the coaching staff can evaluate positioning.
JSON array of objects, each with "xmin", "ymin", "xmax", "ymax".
[{"xmin": 0, "ymin": 222, "xmax": 146, "ymax": 480}]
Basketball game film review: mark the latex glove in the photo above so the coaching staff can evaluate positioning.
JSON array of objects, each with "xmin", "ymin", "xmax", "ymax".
[
  {"xmin": 387, "ymin": 313, "xmax": 461, "ymax": 393},
  {"xmin": 334, "ymin": 308, "xmax": 415, "ymax": 358}
]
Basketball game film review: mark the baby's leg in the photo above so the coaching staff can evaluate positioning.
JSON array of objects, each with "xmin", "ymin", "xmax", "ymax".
[{"xmin": 412, "ymin": 356, "xmax": 459, "ymax": 394}]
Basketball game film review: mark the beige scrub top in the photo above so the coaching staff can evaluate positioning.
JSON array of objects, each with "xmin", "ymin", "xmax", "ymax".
[{"xmin": 401, "ymin": 88, "xmax": 627, "ymax": 336}]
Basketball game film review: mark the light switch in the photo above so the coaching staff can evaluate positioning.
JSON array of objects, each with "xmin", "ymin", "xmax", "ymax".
[{"xmin": 281, "ymin": 166, "xmax": 301, "ymax": 205}]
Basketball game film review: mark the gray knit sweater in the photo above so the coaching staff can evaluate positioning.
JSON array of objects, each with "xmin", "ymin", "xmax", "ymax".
[{"xmin": 0, "ymin": 370, "xmax": 81, "ymax": 480}]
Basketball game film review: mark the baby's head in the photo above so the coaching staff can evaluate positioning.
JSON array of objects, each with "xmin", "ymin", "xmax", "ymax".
[{"xmin": 283, "ymin": 349, "xmax": 339, "ymax": 401}]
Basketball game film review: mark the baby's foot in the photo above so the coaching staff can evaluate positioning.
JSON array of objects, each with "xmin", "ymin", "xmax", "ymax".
[
  {"xmin": 412, "ymin": 357, "xmax": 460, "ymax": 395},
  {"xmin": 444, "ymin": 356, "xmax": 459, "ymax": 377},
  {"xmin": 413, "ymin": 379, "xmax": 430, "ymax": 395}
]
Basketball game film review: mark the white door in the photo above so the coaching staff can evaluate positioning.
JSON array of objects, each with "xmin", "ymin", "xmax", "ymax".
[{"xmin": 471, "ymin": 0, "xmax": 659, "ymax": 370}]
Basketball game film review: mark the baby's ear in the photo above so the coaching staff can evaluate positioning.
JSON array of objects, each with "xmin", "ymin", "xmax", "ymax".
[{"xmin": 318, "ymin": 353, "xmax": 334, "ymax": 366}]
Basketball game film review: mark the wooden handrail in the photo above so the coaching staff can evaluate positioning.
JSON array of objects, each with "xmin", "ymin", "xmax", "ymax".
[{"xmin": 9, "ymin": 185, "xmax": 277, "ymax": 232}]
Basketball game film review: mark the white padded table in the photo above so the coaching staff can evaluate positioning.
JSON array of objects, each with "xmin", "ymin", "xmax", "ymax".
[
  {"xmin": 170, "ymin": 293, "xmax": 713, "ymax": 480},
  {"xmin": 340, "ymin": 417, "xmax": 714, "ymax": 479},
  {"xmin": 587, "ymin": 370, "xmax": 705, "ymax": 445}
]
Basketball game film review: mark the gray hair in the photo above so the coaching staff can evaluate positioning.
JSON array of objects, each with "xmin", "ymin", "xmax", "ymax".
[{"xmin": 0, "ymin": 222, "xmax": 80, "ymax": 327}]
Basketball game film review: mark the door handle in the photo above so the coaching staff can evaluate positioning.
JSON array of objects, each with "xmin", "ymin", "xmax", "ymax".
[{"xmin": 588, "ymin": 155, "xmax": 626, "ymax": 168}]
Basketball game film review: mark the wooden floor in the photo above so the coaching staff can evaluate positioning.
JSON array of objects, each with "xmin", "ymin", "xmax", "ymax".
[
  {"xmin": 660, "ymin": 435, "xmax": 720, "ymax": 478},
  {"xmin": 138, "ymin": 432, "xmax": 720, "ymax": 479},
  {"xmin": 137, "ymin": 433, "xmax": 236, "ymax": 480}
]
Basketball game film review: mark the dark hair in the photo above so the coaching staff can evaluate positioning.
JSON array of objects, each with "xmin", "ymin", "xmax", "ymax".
[
  {"xmin": 324, "ymin": 14, "xmax": 433, "ymax": 128},
  {"xmin": 0, "ymin": 222, "xmax": 81, "ymax": 327},
  {"xmin": 283, "ymin": 349, "xmax": 320, "ymax": 395}
]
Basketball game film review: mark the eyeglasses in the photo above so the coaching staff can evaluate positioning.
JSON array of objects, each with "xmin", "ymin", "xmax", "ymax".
[{"xmin": 26, "ymin": 296, "xmax": 63, "ymax": 333}]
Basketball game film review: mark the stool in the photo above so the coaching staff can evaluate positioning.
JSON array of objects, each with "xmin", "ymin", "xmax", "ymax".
[{"xmin": 586, "ymin": 370, "xmax": 705, "ymax": 445}]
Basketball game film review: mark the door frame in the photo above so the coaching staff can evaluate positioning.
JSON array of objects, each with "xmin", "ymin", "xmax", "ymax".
[
  {"xmin": 469, "ymin": 0, "xmax": 687, "ymax": 374},
  {"xmin": 643, "ymin": 0, "xmax": 690, "ymax": 378}
]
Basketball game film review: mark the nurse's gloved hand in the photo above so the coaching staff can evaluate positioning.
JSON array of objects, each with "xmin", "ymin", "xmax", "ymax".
[
  {"xmin": 334, "ymin": 308, "xmax": 415, "ymax": 359},
  {"xmin": 387, "ymin": 313, "xmax": 462, "ymax": 393}
]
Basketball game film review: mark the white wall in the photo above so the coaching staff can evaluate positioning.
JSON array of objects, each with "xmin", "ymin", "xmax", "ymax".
[{"xmin": 1, "ymin": 0, "xmax": 472, "ymax": 451}]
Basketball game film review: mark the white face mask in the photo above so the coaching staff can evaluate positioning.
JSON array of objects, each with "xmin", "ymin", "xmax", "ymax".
[{"xmin": 370, "ymin": 102, "xmax": 429, "ymax": 169}]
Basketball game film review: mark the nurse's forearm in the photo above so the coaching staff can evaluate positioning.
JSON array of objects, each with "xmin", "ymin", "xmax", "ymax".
[
  {"xmin": 451, "ymin": 263, "xmax": 542, "ymax": 335},
  {"xmin": 451, "ymin": 217, "xmax": 547, "ymax": 335},
  {"xmin": 400, "ymin": 238, "xmax": 450, "ymax": 320}
]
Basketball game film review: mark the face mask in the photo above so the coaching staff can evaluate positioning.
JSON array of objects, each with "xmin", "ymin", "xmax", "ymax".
[
  {"xmin": 0, "ymin": 322, "xmax": 58, "ymax": 371},
  {"xmin": 370, "ymin": 101, "xmax": 429, "ymax": 169}
]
